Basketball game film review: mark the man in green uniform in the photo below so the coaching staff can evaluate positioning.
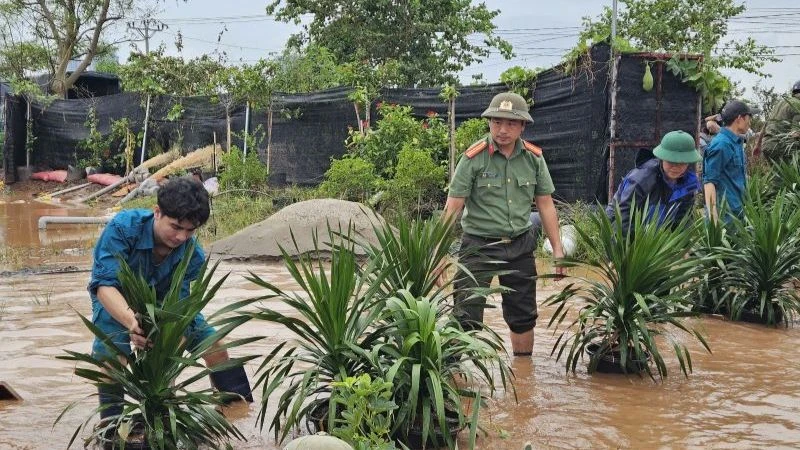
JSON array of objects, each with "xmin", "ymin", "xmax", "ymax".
[
  {"xmin": 443, "ymin": 92, "xmax": 565, "ymax": 356},
  {"xmin": 761, "ymin": 80, "xmax": 800, "ymax": 162}
]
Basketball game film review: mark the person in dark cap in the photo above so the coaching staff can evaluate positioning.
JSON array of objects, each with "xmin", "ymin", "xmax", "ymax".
[
  {"xmin": 761, "ymin": 80, "xmax": 800, "ymax": 162},
  {"xmin": 440, "ymin": 92, "xmax": 565, "ymax": 357},
  {"xmin": 607, "ymin": 130, "xmax": 702, "ymax": 237},
  {"xmin": 703, "ymin": 99, "xmax": 754, "ymax": 221}
]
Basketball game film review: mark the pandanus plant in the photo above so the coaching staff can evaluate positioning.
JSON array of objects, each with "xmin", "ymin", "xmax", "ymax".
[
  {"xmin": 544, "ymin": 202, "xmax": 711, "ymax": 379},
  {"xmin": 57, "ymin": 245, "xmax": 258, "ymax": 450}
]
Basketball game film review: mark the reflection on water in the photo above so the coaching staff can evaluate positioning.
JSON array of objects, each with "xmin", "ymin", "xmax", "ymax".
[
  {"xmin": 1, "ymin": 261, "xmax": 799, "ymax": 449},
  {"xmin": 0, "ymin": 194, "xmax": 103, "ymax": 270}
]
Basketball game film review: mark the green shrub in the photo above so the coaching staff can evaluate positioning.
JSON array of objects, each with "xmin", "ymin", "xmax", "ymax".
[
  {"xmin": 347, "ymin": 104, "xmax": 448, "ymax": 177},
  {"xmin": 454, "ymin": 118, "xmax": 488, "ymax": 159},
  {"xmin": 219, "ymin": 146, "xmax": 269, "ymax": 192},
  {"xmin": 317, "ymin": 157, "xmax": 379, "ymax": 202},
  {"xmin": 330, "ymin": 374, "xmax": 397, "ymax": 450},
  {"xmin": 381, "ymin": 147, "xmax": 447, "ymax": 221}
]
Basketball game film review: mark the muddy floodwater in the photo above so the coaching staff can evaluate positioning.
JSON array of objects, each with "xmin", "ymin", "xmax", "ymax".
[{"xmin": 2, "ymin": 196, "xmax": 800, "ymax": 449}]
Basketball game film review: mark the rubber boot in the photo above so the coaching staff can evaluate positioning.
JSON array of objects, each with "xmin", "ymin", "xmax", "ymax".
[
  {"xmin": 97, "ymin": 383, "xmax": 124, "ymax": 448},
  {"xmin": 210, "ymin": 366, "xmax": 254, "ymax": 403}
]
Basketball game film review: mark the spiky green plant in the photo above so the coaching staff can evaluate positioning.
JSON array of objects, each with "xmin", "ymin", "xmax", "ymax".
[
  {"xmin": 690, "ymin": 207, "xmax": 735, "ymax": 315},
  {"xmin": 376, "ymin": 290, "xmax": 513, "ymax": 450},
  {"xmin": 246, "ymin": 227, "xmax": 391, "ymax": 444},
  {"xmin": 544, "ymin": 202, "xmax": 711, "ymax": 379},
  {"xmin": 726, "ymin": 192, "xmax": 800, "ymax": 326},
  {"xmin": 56, "ymin": 246, "xmax": 259, "ymax": 449}
]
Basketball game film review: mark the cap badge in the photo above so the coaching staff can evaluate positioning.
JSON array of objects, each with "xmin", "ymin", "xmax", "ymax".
[{"xmin": 498, "ymin": 100, "xmax": 514, "ymax": 111}]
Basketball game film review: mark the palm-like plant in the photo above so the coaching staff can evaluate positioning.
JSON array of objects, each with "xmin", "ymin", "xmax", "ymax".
[
  {"xmin": 544, "ymin": 202, "xmax": 711, "ymax": 379},
  {"xmin": 726, "ymin": 192, "xmax": 800, "ymax": 325},
  {"xmin": 691, "ymin": 207, "xmax": 735, "ymax": 315},
  {"xmin": 375, "ymin": 290, "xmax": 513, "ymax": 449},
  {"xmin": 246, "ymin": 228, "xmax": 389, "ymax": 443},
  {"xmin": 57, "ymin": 246, "xmax": 259, "ymax": 449},
  {"xmin": 353, "ymin": 213, "xmax": 464, "ymax": 299}
]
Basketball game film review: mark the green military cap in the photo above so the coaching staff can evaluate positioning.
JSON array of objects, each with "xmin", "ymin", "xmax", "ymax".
[
  {"xmin": 481, "ymin": 92, "xmax": 533, "ymax": 123},
  {"xmin": 653, "ymin": 130, "xmax": 702, "ymax": 164}
]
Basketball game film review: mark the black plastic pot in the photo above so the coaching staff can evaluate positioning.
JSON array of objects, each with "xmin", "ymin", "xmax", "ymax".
[
  {"xmin": 100, "ymin": 417, "xmax": 150, "ymax": 450},
  {"xmin": 738, "ymin": 306, "xmax": 785, "ymax": 325},
  {"xmin": 305, "ymin": 398, "xmax": 334, "ymax": 434},
  {"xmin": 395, "ymin": 409, "xmax": 463, "ymax": 450},
  {"xmin": 586, "ymin": 342, "xmax": 650, "ymax": 374}
]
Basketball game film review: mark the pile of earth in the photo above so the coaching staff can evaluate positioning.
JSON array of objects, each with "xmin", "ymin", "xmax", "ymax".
[{"xmin": 207, "ymin": 198, "xmax": 386, "ymax": 260}]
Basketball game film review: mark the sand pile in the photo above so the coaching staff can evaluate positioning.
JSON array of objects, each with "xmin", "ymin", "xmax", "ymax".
[{"xmin": 207, "ymin": 199, "xmax": 385, "ymax": 260}]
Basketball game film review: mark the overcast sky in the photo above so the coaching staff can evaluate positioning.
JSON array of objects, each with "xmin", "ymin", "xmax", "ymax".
[{"xmin": 125, "ymin": 0, "xmax": 800, "ymax": 97}]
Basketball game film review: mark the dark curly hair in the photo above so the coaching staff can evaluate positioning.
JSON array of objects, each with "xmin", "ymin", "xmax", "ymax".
[{"xmin": 157, "ymin": 177, "xmax": 210, "ymax": 227}]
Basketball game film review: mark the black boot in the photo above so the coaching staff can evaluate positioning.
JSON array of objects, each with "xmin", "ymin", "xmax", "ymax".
[
  {"xmin": 97, "ymin": 383, "xmax": 124, "ymax": 448},
  {"xmin": 210, "ymin": 366, "xmax": 254, "ymax": 403}
]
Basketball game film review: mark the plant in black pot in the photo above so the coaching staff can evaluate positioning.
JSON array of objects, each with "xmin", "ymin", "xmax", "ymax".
[
  {"xmin": 56, "ymin": 248, "xmax": 258, "ymax": 449},
  {"xmin": 725, "ymin": 192, "xmax": 800, "ymax": 326},
  {"xmin": 544, "ymin": 203, "xmax": 711, "ymax": 379},
  {"xmin": 246, "ymin": 228, "xmax": 390, "ymax": 444},
  {"xmin": 374, "ymin": 289, "xmax": 513, "ymax": 449}
]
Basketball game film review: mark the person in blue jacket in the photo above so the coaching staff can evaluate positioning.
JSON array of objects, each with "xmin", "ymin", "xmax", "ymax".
[
  {"xmin": 607, "ymin": 130, "xmax": 702, "ymax": 236},
  {"xmin": 88, "ymin": 177, "xmax": 253, "ymax": 426}
]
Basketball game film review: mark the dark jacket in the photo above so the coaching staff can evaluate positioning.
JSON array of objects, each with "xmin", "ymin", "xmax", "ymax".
[{"xmin": 606, "ymin": 158, "xmax": 700, "ymax": 236}]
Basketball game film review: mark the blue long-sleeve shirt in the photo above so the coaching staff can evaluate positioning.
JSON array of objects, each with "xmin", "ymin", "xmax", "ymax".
[
  {"xmin": 606, "ymin": 158, "xmax": 700, "ymax": 236},
  {"xmin": 702, "ymin": 128, "xmax": 747, "ymax": 218},
  {"xmin": 88, "ymin": 209, "xmax": 205, "ymax": 318}
]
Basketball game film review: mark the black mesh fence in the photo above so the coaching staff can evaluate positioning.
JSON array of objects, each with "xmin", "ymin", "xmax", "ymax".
[{"xmin": 2, "ymin": 43, "xmax": 700, "ymax": 204}]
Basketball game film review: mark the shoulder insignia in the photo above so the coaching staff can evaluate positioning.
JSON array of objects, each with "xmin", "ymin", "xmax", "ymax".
[
  {"xmin": 465, "ymin": 140, "xmax": 488, "ymax": 159},
  {"xmin": 523, "ymin": 140, "xmax": 543, "ymax": 157}
]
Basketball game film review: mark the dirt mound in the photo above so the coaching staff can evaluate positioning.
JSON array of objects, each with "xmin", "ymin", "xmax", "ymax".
[{"xmin": 207, "ymin": 199, "xmax": 385, "ymax": 260}]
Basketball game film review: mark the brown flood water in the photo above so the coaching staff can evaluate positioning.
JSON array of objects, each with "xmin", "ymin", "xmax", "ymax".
[{"xmin": 2, "ymin": 198, "xmax": 800, "ymax": 449}]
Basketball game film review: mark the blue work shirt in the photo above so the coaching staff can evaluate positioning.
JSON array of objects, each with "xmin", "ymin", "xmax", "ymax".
[
  {"xmin": 702, "ymin": 128, "xmax": 747, "ymax": 218},
  {"xmin": 88, "ymin": 209, "xmax": 205, "ymax": 319}
]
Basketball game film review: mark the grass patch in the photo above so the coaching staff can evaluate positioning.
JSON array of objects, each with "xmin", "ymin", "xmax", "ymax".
[{"xmin": 199, "ymin": 193, "xmax": 274, "ymax": 244}]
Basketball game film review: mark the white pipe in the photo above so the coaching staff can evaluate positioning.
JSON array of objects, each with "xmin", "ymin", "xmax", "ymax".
[
  {"xmin": 243, "ymin": 101, "xmax": 250, "ymax": 157},
  {"xmin": 140, "ymin": 94, "xmax": 151, "ymax": 166},
  {"xmin": 38, "ymin": 215, "xmax": 113, "ymax": 230}
]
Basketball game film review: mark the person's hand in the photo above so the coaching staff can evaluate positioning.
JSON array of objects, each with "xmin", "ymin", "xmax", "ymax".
[
  {"xmin": 552, "ymin": 249, "xmax": 566, "ymax": 281},
  {"xmin": 127, "ymin": 313, "xmax": 150, "ymax": 350},
  {"xmin": 791, "ymin": 130, "xmax": 800, "ymax": 139}
]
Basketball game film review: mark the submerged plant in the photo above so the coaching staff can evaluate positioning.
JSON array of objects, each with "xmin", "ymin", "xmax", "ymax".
[
  {"xmin": 726, "ymin": 192, "xmax": 800, "ymax": 326},
  {"xmin": 545, "ymin": 202, "xmax": 711, "ymax": 379},
  {"xmin": 57, "ymin": 247, "xmax": 258, "ymax": 449}
]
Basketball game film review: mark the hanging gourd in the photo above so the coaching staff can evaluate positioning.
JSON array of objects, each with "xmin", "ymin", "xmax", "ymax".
[{"xmin": 642, "ymin": 62, "xmax": 654, "ymax": 92}]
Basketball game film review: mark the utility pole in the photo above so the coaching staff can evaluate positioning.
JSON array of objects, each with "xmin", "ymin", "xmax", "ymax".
[{"xmin": 126, "ymin": 18, "xmax": 167, "ymax": 54}]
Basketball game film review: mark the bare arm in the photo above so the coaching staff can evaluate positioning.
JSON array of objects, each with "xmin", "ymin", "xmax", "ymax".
[
  {"xmin": 443, "ymin": 196, "xmax": 466, "ymax": 222},
  {"xmin": 704, "ymin": 182, "xmax": 718, "ymax": 223},
  {"xmin": 96, "ymin": 285, "xmax": 147, "ymax": 348}
]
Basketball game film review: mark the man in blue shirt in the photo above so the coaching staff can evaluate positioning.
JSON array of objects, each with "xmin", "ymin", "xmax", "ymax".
[
  {"xmin": 607, "ymin": 130, "xmax": 702, "ymax": 236},
  {"xmin": 89, "ymin": 178, "xmax": 252, "ymax": 425},
  {"xmin": 703, "ymin": 100, "xmax": 754, "ymax": 221}
]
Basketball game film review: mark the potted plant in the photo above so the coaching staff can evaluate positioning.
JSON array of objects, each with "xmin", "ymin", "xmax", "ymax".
[
  {"xmin": 690, "ymin": 205, "xmax": 735, "ymax": 315},
  {"xmin": 328, "ymin": 373, "xmax": 398, "ymax": 450},
  {"xmin": 544, "ymin": 203, "xmax": 711, "ymax": 379},
  {"xmin": 375, "ymin": 289, "xmax": 513, "ymax": 449},
  {"xmin": 246, "ymin": 228, "xmax": 390, "ymax": 444},
  {"xmin": 56, "ymin": 248, "xmax": 258, "ymax": 449},
  {"xmin": 725, "ymin": 192, "xmax": 800, "ymax": 325}
]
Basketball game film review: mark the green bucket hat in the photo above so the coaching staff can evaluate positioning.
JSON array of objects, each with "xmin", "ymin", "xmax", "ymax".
[
  {"xmin": 481, "ymin": 92, "xmax": 533, "ymax": 123},
  {"xmin": 653, "ymin": 130, "xmax": 701, "ymax": 163}
]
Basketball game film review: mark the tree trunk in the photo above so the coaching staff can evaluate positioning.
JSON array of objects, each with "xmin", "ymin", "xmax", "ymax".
[
  {"xmin": 448, "ymin": 96, "xmax": 456, "ymax": 182},
  {"xmin": 266, "ymin": 104, "xmax": 274, "ymax": 172},
  {"xmin": 226, "ymin": 111, "xmax": 232, "ymax": 152}
]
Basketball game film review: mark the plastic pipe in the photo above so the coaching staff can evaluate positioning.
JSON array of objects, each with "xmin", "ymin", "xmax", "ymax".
[{"xmin": 38, "ymin": 215, "xmax": 112, "ymax": 230}]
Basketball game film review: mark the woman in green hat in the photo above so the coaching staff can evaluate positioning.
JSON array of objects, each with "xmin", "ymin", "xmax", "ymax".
[{"xmin": 606, "ymin": 130, "xmax": 702, "ymax": 237}]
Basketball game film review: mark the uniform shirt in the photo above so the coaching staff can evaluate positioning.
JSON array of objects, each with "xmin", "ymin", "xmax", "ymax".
[
  {"xmin": 606, "ymin": 158, "xmax": 700, "ymax": 236},
  {"xmin": 703, "ymin": 127, "xmax": 747, "ymax": 218},
  {"xmin": 449, "ymin": 136, "xmax": 555, "ymax": 238},
  {"xmin": 88, "ymin": 209, "xmax": 205, "ymax": 318},
  {"xmin": 762, "ymin": 94, "xmax": 800, "ymax": 159}
]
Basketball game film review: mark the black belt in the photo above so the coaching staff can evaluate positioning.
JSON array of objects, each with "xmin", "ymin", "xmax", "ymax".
[{"xmin": 464, "ymin": 231, "xmax": 527, "ymax": 244}]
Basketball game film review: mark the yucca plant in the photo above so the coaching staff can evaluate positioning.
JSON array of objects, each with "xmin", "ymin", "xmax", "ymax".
[
  {"xmin": 375, "ymin": 290, "xmax": 513, "ymax": 449},
  {"xmin": 56, "ymin": 245, "xmax": 259, "ymax": 449},
  {"xmin": 352, "ymin": 213, "xmax": 466, "ymax": 299},
  {"xmin": 246, "ymin": 227, "xmax": 391, "ymax": 444},
  {"xmin": 544, "ymin": 202, "xmax": 711, "ymax": 379},
  {"xmin": 725, "ymin": 192, "xmax": 800, "ymax": 326},
  {"xmin": 690, "ymin": 206, "xmax": 735, "ymax": 315}
]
